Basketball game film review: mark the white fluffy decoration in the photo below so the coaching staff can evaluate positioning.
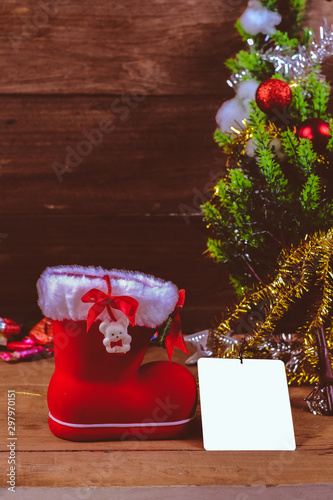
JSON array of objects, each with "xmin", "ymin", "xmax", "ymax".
[
  {"xmin": 270, "ymin": 137, "xmax": 287, "ymax": 161},
  {"xmin": 245, "ymin": 137, "xmax": 257, "ymax": 157},
  {"xmin": 37, "ymin": 265, "xmax": 179, "ymax": 329},
  {"xmin": 239, "ymin": 0, "xmax": 281, "ymax": 36},
  {"xmin": 245, "ymin": 136, "xmax": 287, "ymax": 161},
  {"xmin": 100, "ymin": 318, "xmax": 131, "ymax": 353},
  {"xmin": 216, "ymin": 80, "xmax": 259, "ymax": 133}
]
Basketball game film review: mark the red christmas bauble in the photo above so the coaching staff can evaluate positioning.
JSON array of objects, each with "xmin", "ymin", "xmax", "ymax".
[
  {"xmin": 298, "ymin": 118, "xmax": 330, "ymax": 153},
  {"xmin": 255, "ymin": 79, "xmax": 292, "ymax": 114}
]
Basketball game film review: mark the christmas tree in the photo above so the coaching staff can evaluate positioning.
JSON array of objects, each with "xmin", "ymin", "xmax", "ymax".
[
  {"xmin": 202, "ymin": 0, "xmax": 333, "ymax": 294},
  {"xmin": 199, "ymin": 0, "xmax": 333, "ymax": 415},
  {"xmin": 209, "ymin": 230, "xmax": 333, "ymax": 415}
]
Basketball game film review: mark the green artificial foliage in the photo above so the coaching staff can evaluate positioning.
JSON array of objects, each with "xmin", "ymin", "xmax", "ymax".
[
  {"xmin": 328, "ymin": 121, "xmax": 333, "ymax": 152},
  {"xmin": 270, "ymin": 31, "xmax": 299, "ymax": 50},
  {"xmin": 225, "ymin": 51, "xmax": 275, "ymax": 81},
  {"xmin": 152, "ymin": 315, "xmax": 173, "ymax": 348},
  {"xmin": 202, "ymin": 0, "xmax": 333, "ymax": 293},
  {"xmin": 225, "ymin": 0, "xmax": 308, "ymax": 79},
  {"xmin": 234, "ymin": 19, "xmax": 253, "ymax": 43}
]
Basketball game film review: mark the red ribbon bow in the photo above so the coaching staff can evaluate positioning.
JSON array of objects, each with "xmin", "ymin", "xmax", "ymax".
[
  {"xmin": 81, "ymin": 275, "xmax": 139, "ymax": 332},
  {"xmin": 164, "ymin": 289, "xmax": 189, "ymax": 362},
  {"xmin": 110, "ymin": 339, "xmax": 123, "ymax": 349}
]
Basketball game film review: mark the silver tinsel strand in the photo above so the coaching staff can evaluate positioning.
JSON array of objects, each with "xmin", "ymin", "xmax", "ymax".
[
  {"xmin": 227, "ymin": 21, "xmax": 333, "ymax": 88},
  {"xmin": 264, "ymin": 20, "xmax": 333, "ymax": 79}
]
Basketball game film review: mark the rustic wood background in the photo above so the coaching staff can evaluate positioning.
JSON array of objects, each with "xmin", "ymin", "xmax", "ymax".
[{"xmin": 0, "ymin": 0, "xmax": 332, "ymax": 333}]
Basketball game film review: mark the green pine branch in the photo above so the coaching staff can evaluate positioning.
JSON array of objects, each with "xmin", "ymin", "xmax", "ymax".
[
  {"xmin": 289, "ymin": 85, "xmax": 309, "ymax": 122},
  {"xmin": 299, "ymin": 173, "xmax": 321, "ymax": 211},
  {"xmin": 281, "ymin": 130, "xmax": 317, "ymax": 177},
  {"xmin": 202, "ymin": 0, "xmax": 333, "ymax": 292},
  {"xmin": 327, "ymin": 119, "xmax": 333, "ymax": 152},
  {"xmin": 234, "ymin": 19, "xmax": 254, "ymax": 43},
  {"xmin": 225, "ymin": 50, "xmax": 274, "ymax": 81},
  {"xmin": 289, "ymin": 73, "xmax": 330, "ymax": 123},
  {"xmin": 270, "ymin": 30, "xmax": 299, "ymax": 50},
  {"xmin": 214, "ymin": 129, "xmax": 236, "ymax": 151},
  {"xmin": 308, "ymin": 73, "xmax": 330, "ymax": 118},
  {"xmin": 249, "ymin": 104, "xmax": 289, "ymax": 202}
]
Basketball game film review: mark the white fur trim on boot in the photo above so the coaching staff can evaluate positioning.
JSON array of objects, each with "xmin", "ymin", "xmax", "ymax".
[{"xmin": 37, "ymin": 265, "xmax": 179, "ymax": 329}]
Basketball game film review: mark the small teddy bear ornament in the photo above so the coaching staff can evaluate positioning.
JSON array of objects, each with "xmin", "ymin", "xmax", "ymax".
[{"xmin": 99, "ymin": 317, "xmax": 132, "ymax": 354}]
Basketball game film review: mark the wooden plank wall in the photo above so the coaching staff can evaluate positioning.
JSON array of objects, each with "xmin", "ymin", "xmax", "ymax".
[{"xmin": 0, "ymin": 0, "xmax": 332, "ymax": 333}]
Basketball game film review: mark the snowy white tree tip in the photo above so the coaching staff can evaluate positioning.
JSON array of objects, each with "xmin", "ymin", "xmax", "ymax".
[
  {"xmin": 239, "ymin": 0, "xmax": 281, "ymax": 36},
  {"xmin": 216, "ymin": 80, "xmax": 259, "ymax": 133}
]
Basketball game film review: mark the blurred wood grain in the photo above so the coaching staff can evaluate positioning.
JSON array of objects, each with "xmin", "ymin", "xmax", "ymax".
[
  {"xmin": 0, "ymin": 0, "xmax": 329, "ymax": 96},
  {"xmin": 0, "ymin": 95, "xmax": 224, "ymax": 215},
  {"xmin": 0, "ymin": 0, "xmax": 331, "ymax": 331},
  {"xmin": 0, "ymin": 0, "xmax": 245, "ymax": 95},
  {"xmin": 0, "ymin": 215, "xmax": 233, "ymax": 332}
]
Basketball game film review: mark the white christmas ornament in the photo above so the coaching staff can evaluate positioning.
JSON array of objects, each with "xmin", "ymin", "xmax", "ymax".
[
  {"xmin": 99, "ymin": 317, "xmax": 132, "ymax": 354},
  {"xmin": 239, "ymin": 0, "xmax": 281, "ymax": 36},
  {"xmin": 216, "ymin": 80, "xmax": 259, "ymax": 133}
]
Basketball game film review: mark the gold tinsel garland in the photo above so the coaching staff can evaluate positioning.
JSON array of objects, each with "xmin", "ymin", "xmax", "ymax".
[
  {"xmin": 208, "ymin": 229, "xmax": 333, "ymax": 385},
  {"xmin": 219, "ymin": 115, "xmax": 330, "ymax": 171}
]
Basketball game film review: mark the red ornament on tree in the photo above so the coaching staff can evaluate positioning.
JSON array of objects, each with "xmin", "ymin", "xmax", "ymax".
[
  {"xmin": 298, "ymin": 118, "xmax": 331, "ymax": 153},
  {"xmin": 255, "ymin": 78, "xmax": 292, "ymax": 114}
]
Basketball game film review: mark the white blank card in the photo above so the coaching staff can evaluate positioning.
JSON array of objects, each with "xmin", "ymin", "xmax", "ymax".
[{"xmin": 198, "ymin": 358, "xmax": 296, "ymax": 451}]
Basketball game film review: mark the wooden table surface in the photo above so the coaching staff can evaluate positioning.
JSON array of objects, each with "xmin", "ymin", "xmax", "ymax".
[{"xmin": 1, "ymin": 346, "xmax": 333, "ymax": 491}]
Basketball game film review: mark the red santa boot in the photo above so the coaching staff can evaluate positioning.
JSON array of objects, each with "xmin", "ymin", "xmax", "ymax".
[{"xmin": 37, "ymin": 265, "xmax": 197, "ymax": 441}]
